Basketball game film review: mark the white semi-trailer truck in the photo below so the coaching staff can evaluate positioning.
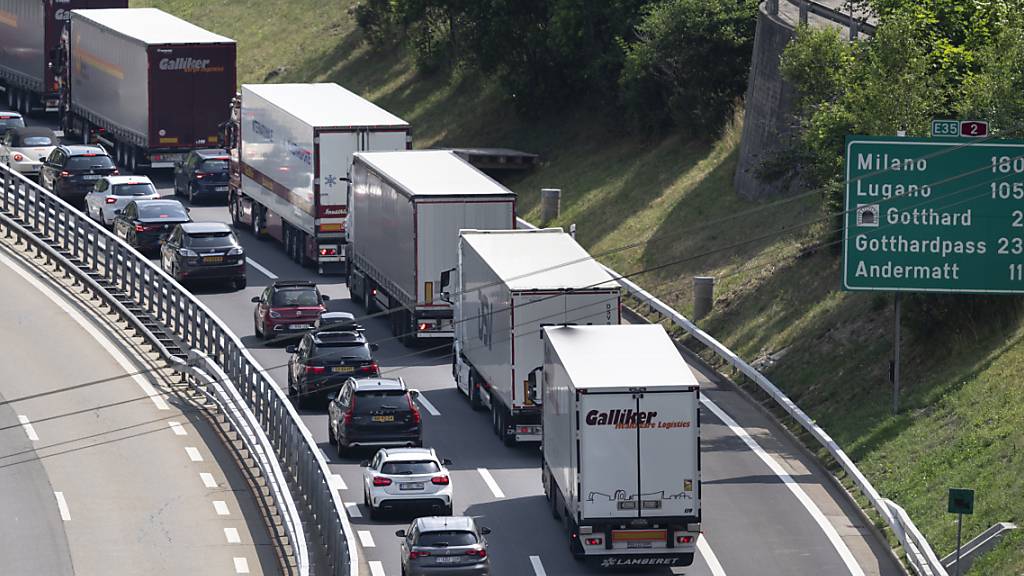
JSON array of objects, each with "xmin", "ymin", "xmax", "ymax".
[
  {"xmin": 347, "ymin": 150, "xmax": 516, "ymax": 343},
  {"xmin": 454, "ymin": 228, "xmax": 621, "ymax": 444},
  {"xmin": 230, "ymin": 83, "xmax": 411, "ymax": 272},
  {"xmin": 539, "ymin": 324, "xmax": 701, "ymax": 568}
]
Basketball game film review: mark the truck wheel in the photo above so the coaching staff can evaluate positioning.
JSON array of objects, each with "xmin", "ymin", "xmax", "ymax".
[
  {"xmin": 468, "ymin": 372, "xmax": 484, "ymax": 411},
  {"xmin": 362, "ymin": 279, "xmax": 376, "ymax": 313},
  {"xmin": 500, "ymin": 411, "xmax": 516, "ymax": 447}
]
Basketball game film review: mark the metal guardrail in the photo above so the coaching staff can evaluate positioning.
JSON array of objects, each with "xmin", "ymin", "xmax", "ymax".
[
  {"xmin": 517, "ymin": 216, "xmax": 944, "ymax": 576},
  {"xmin": 765, "ymin": 0, "xmax": 876, "ymax": 39},
  {"xmin": 0, "ymin": 164, "xmax": 358, "ymax": 576}
]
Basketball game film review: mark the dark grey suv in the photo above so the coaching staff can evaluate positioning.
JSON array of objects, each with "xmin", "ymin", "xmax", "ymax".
[
  {"xmin": 396, "ymin": 516, "xmax": 491, "ymax": 576},
  {"xmin": 39, "ymin": 145, "xmax": 118, "ymax": 208}
]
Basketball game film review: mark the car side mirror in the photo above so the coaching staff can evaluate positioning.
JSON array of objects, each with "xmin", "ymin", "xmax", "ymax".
[
  {"xmin": 409, "ymin": 389, "xmax": 420, "ymax": 398},
  {"xmin": 285, "ymin": 345, "xmax": 297, "ymax": 354},
  {"xmin": 395, "ymin": 529, "xmax": 407, "ymax": 538},
  {"xmin": 441, "ymin": 458, "xmax": 452, "ymax": 466},
  {"xmin": 370, "ymin": 343, "xmax": 379, "ymax": 352},
  {"xmin": 480, "ymin": 527, "xmax": 491, "ymax": 535},
  {"xmin": 321, "ymin": 294, "xmax": 330, "ymax": 302},
  {"xmin": 250, "ymin": 296, "xmax": 261, "ymax": 303},
  {"xmin": 359, "ymin": 460, "xmax": 369, "ymax": 467},
  {"xmin": 527, "ymin": 367, "xmax": 542, "ymax": 404}
]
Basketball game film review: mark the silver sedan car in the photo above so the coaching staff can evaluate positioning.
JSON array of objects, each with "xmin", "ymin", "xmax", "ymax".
[{"xmin": 396, "ymin": 516, "xmax": 491, "ymax": 576}]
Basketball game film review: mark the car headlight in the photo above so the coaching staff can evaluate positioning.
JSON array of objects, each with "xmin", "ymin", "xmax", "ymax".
[
  {"xmin": 177, "ymin": 248, "xmax": 198, "ymax": 257},
  {"xmin": 268, "ymin": 310, "xmax": 282, "ymax": 318},
  {"xmin": 227, "ymin": 246, "xmax": 244, "ymax": 256}
]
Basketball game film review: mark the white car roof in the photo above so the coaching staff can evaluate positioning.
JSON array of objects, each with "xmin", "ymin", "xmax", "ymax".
[
  {"xmin": 381, "ymin": 448, "xmax": 438, "ymax": 462},
  {"xmin": 103, "ymin": 175, "xmax": 155, "ymax": 185}
]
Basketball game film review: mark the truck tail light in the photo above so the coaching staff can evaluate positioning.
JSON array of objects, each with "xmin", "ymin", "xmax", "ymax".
[
  {"xmin": 430, "ymin": 475, "xmax": 449, "ymax": 485},
  {"xmin": 105, "ymin": 197, "xmax": 117, "ymax": 204},
  {"xmin": 585, "ymin": 537, "xmax": 603, "ymax": 546},
  {"xmin": 319, "ymin": 247, "xmax": 337, "ymax": 256},
  {"xmin": 304, "ymin": 365, "xmax": 326, "ymax": 375},
  {"xmin": 409, "ymin": 550, "xmax": 430, "ymax": 559},
  {"xmin": 418, "ymin": 322, "xmax": 429, "ymax": 331},
  {"xmin": 372, "ymin": 476, "xmax": 392, "ymax": 487},
  {"xmin": 677, "ymin": 535, "xmax": 694, "ymax": 544}
]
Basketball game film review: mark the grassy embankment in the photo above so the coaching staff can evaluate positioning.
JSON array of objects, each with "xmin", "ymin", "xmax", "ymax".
[{"xmin": 136, "ymin": 1, "xmax": 1024, "ymax": 572}]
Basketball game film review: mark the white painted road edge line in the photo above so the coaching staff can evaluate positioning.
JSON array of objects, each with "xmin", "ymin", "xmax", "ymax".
[
  {"xmin": 330, "ymin": 473, "xmax": 348, "ymax": 491},
  {"xmin": 530, "ymin": 555, "xmax": 547, "ymax": 576},
  {"xmin": 417, "ymin": 394, "xmax": 441, "ymax": 416},
  {"xmin": 17, "ymin": 415, "xmax": 39, "ymax": 441},
  {"xmin": 54, "ymin": 491, "xmax": 71, "ymax": 521},
  {"xmin": 357, "ymin": 530, "xmax": 375, "ymax": 548},
  {"xmin": 185, "ymin": 446, "xmax": 203, "ymax": 462},
  {"xmin": 246, "ymin": 257, "xmax": 278, "ymax": 280},
  {"xmin": 0, "ymin": 251, "xmax": 170, "ymax": 411},
  {"xmin": 477, "ymin": 468, "xmax": 505, "ymax": 498},
  {"xmin": 344, "ymin": 501, "xmax": 362, "ymax": 518},
  {"xmin": 368, "ymin": 560, "xmax": 385, "ymax": 576},
  {"xmin": 167, "ymin": 421, "xmax": 187, "ymax": 436},
  {"xmin": 213, "ymin": 500, "xmax": 230, "ymax": 516},
  {"xmin": 697, "ymin": 535, "xmax": 728, "ymax": 576},
  {"xmin": 233, "ymin": 557, "xmax": 250, "ymax": 574},
  {"xmin": 224, "ymin": 527, "xmax": 241, "ymax": 544},
  {"xmin": 701, "ymin": 397, "xmax": 865, "ymax": 576},
  {"xmin": 200, "ymin": 472, "xmax": 218, "ymax": 488}
]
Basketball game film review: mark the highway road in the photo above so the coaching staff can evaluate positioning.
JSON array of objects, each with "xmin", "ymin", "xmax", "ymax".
[
  {"xmin": 0, "ymin": 192, "xmax": 282, "ymax": 573},
  {"xmin": 6, "ymin": 107, "xmax": 905, "ymax": 575}
]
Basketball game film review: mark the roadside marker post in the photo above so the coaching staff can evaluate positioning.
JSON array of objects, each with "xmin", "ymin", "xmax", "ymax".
[{"xmin": 948, "ymin": 488, "xmax": 975, "ymax": 576}]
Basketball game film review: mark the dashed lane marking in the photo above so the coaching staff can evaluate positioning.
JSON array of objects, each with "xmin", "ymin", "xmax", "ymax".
[
  {"xmin": 697, "ymin": 535, "xmax": 728, "ymax": 576},
  {"xmin": 247, "ymin": 257, "xmax": 278, "ymax": 280},
  {"xmin": 368, "ymin": 561, "xmax": 385, "ymax": 576},
  {"xmin": 225, "ymin": 527, "xmax": 241, "ymax": 544},
  {"xmin": 168, "ymin": 421, "xmax": 187, "ymax": 436},
  {"xmin": 344, "ymin": 501, "xmax": 362, "ymax": 518},
  {"xmin": 477, "ymin": 468, "xmax": 505, "ymax": 498},
  {"xmin": 530, "ymin": 555, "xmax": 547, "ymax": 576},
  {"xmin": 330, "ymin": 473, "xmax": 348, "ymax": 491},
  {"xmin": 213, "ymin": 500, "xmax": 230, "ymax": 516},
  {"xmin": 17, "ymin": 415, "xmax": 38, "ymax": 441},
  {"xmin": 358, "ymin": 530, "xmax": 375, "ymax": 548},
  {"xmin": 54, "ymin": 491, "xmax": 71, "ymax": 521},
  {"xmin": 200, "ymin": 473, "xmax": 217, "ymax": 488},
  {"xmin": 233, "ymin": 557, "xmax": 250, "ymax": 574},
  {"xmin": 416, "ymin": 394, "xmax": 441, "ymax": 416},
  {"xmin": 185, "ymin": 446, "xmax": 203, "ymax": 462}
]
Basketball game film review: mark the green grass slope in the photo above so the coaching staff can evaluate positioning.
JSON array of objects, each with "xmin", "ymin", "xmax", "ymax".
[{"xmin": 135, "ymin": 1, "xmax": 1023, "ymax": 572}]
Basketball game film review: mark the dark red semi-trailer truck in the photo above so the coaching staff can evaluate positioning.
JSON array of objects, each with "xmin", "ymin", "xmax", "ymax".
[
  {"xmin": 0, "ymin": 0, "xmax": 127, "ymax": 114},
  {"xmin": 56, "ymin": 7, "xmax": 236, "ymax": 171}
]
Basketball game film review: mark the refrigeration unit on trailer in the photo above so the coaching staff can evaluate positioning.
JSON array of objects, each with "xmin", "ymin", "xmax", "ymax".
[
  {"xmin": 540, "ymin": 324, "xmax": 701, "ymax": 568},
  {"xmin": 453, "ymin": 228, "xmax": 621, "ymax": 445},
  {"xmin": 0, "ymin": 0, "xmax": 127, "ymax": 115},
  {"xmin": 58, "ymin": 8, "xmax": 236, "ymax": 170},
  {"xmin": 347, "ymin": 150, "xmax": 516, "ymax": 344},
  {"xmin": 230, "ymin": 83, "xmax": 410, "ymax": 272}
]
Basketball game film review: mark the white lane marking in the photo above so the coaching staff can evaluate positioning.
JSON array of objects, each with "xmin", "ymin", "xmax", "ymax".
[
  {"xmin": 530, "ymin": 555, "xmax": 547, "ymax": 576},
  {"xmin": 698, "ymin": 535, "xmax": 727, "ymax": 576},
  {"xmin": 246, "ymin": 257, "xmax": 278, "ymax": 279},
  {"xmin": 416, "ymin": 394, "xmax": 441, "ymax": 416},
  {"xmin": 224, "ymin": 527, "xmax": 241, "ymax": 544},
  {"xmin": 17, "ymin": 415, "xmax": 39, "ymax": 441},
  {"xmin": 185, "ymin": 447, "xmax": 203, "ymax": 462},
  {"xmin": 357, "ymin": 530, "xmax": 375, "ymax": 548},
  {"xmin": 168, "ymin": 421, "xmax": 187, "ymax": 436},
  {"xmin": 477, "ymin": 468, "xmax": 505, "ymax": 498},
  {"xmin": 233, "ymin": 557, "xmax": 250, "ymax": 574},
  {"xmin": 344, "ymin": 501, "xmax": 362, "ymax": 518},
  {"xmin": 200, "ymin": 473, "xmax": 218, "ymax": 488},
  {"xmin": 368, "ymin": 561, "xmax": 385, "ymax": 576},
  {"xmin": 702, "ymin": 397, "xmax": 864, "ymax": 576},
  {"xmin": 54, "ymin": 491, "xmax": 71, "ymax": 521},
  {"xmin": 330, "ymin": 473, "xmax": 348, "ymax": 491},
  {"xmin": 0, "ymin": 251, "xmax": 170, "ymax": 411},
  {"xmin": 213, "ymin": 500, "xmax": 230, "ymax": 516}
]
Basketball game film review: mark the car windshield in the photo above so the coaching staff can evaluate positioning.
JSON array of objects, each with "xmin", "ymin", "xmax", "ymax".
[
  {"xmin": 314, "ymin": 343, "xmax": 371, "ymax": 362},
  {"xmin": 417, "ymin": 531, "xmax": 478, "ymax": 547},
  {"xmin": 354, "ymin": 390, "xmax": 408, "ymax": 413},
  {"xmin": 200, "ymin": 159, "xmax": 229, "ymax": 172},
  {"xmin": 272, "ymin": 288, "xmax": 319, "ymax": 307},
  {"xmin": 113, "ymin": 183, "xmax": 157, "ymax": 196},
  {"xmin": 381, "ymin": 460, "xmax": 439, "ymax": 475},
  {"xmin": 66, "ymin": 155, "xmax": 115, "ymax": 171},
  {"xmin": 21, "ymin": 136, "xmax": 53, "ymax": 146},
  {"xmin": 185, "ymin": 231, "xmax": 237, "ymax": 248},
  {"xmin": 138, "ymin": 203, "xmax": 188, "ymax": 220},
  {"xmin": 0, "ymin": 117, "xmax": 24, "ymax": 130}
]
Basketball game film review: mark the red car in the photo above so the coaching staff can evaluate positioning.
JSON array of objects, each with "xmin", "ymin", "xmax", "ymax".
[{"xmin": 252, "ymin": 280, "xmax": 329, "ymax": 340}]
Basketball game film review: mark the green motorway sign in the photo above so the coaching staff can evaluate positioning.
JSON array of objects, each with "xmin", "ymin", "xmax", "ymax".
[{"xmin": 844, "ymin": 135, "xmax": 1024, "ymax": 293}]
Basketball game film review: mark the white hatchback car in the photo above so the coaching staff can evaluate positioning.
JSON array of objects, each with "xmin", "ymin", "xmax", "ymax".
[
  {"xmin": 1, "ymin": 126, "xmax": 58, "ymax": 177},
  {"xmin": 85, "ymin": 175, "xmax": 161, "ymax": 226},
  {"xmin": 362, "ymin": 447, "xmax": 454, "ymax": 519}
]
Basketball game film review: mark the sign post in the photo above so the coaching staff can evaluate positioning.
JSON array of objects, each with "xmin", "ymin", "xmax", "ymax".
[{"xmin": 947, "ymin": 488, "xmax": 975, "ymax": 576}]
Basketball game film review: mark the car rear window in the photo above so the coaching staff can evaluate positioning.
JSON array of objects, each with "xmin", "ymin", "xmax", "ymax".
[
  {"xmin": 66, "ymin": 155, "xmax": 115, "ymax": 171},
  {"xmin": 138, "ymin": 203, "xmax": 188, "ymax": 220},
  {"xmin": 113, "ymin": 183, "xmax": 157, "ymax": 197},
  {"xmin": 21, "ymin": 136, "xmax": 54, "ymax": 146},
  {"xmin": 200, "ymin": 159, "xmax": 229, "ymax": 172},
  {"xmin": 272, "ymin": 288, "xmax": 319, "ymax": 307},
  {"xmin": 0, "ymin": 116, "xmax": 25, "ymax": 129},
  {"xmin": 185, "ymin": 231, "xmax": 237, "ymax": 248},
  {"xmin": 416, "ymin": 531, "xmax": 477, "ymax": 547},
  {"xmin": 313, "ymin": 343, "xmax": 371, "ymax": 362},
  {"xmin": 381, "ymin": 460, "xmax": 440, "ymax": 475},
  {"xmin": 354, "ymin": 390, "xmax": 409, "ymax": 413}
]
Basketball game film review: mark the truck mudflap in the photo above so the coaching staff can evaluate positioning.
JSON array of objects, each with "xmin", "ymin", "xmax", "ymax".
[
  {"xmin": 573, "ymin": 526, "xmax": 699, "ymax": 568},
  {"xmin": 512, "ymin": 424, "xmax": 542, "ymax": 442}
]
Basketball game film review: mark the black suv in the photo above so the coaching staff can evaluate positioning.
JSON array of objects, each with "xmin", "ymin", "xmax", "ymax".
[
  {"xmin": 160, "ymin": 222, "xmax": 247, "ymax": 290},
  {"xmin": 287, "ymin": 327, "xmax": 380, "ymax": 408},
  {"xmin": 173, "ymin": 148, "xmax": 231, "ymax": 204},
  {"xmin": 328, "ymin": 378, "xmax": 422, "ymax": 456},
  {"xmin": 112, "ymin": 199, "xmax": 191, "ymax": 255},
  {"xmin": 39, "ymin": 145, "xmax": 118, "ymax": 207}
]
